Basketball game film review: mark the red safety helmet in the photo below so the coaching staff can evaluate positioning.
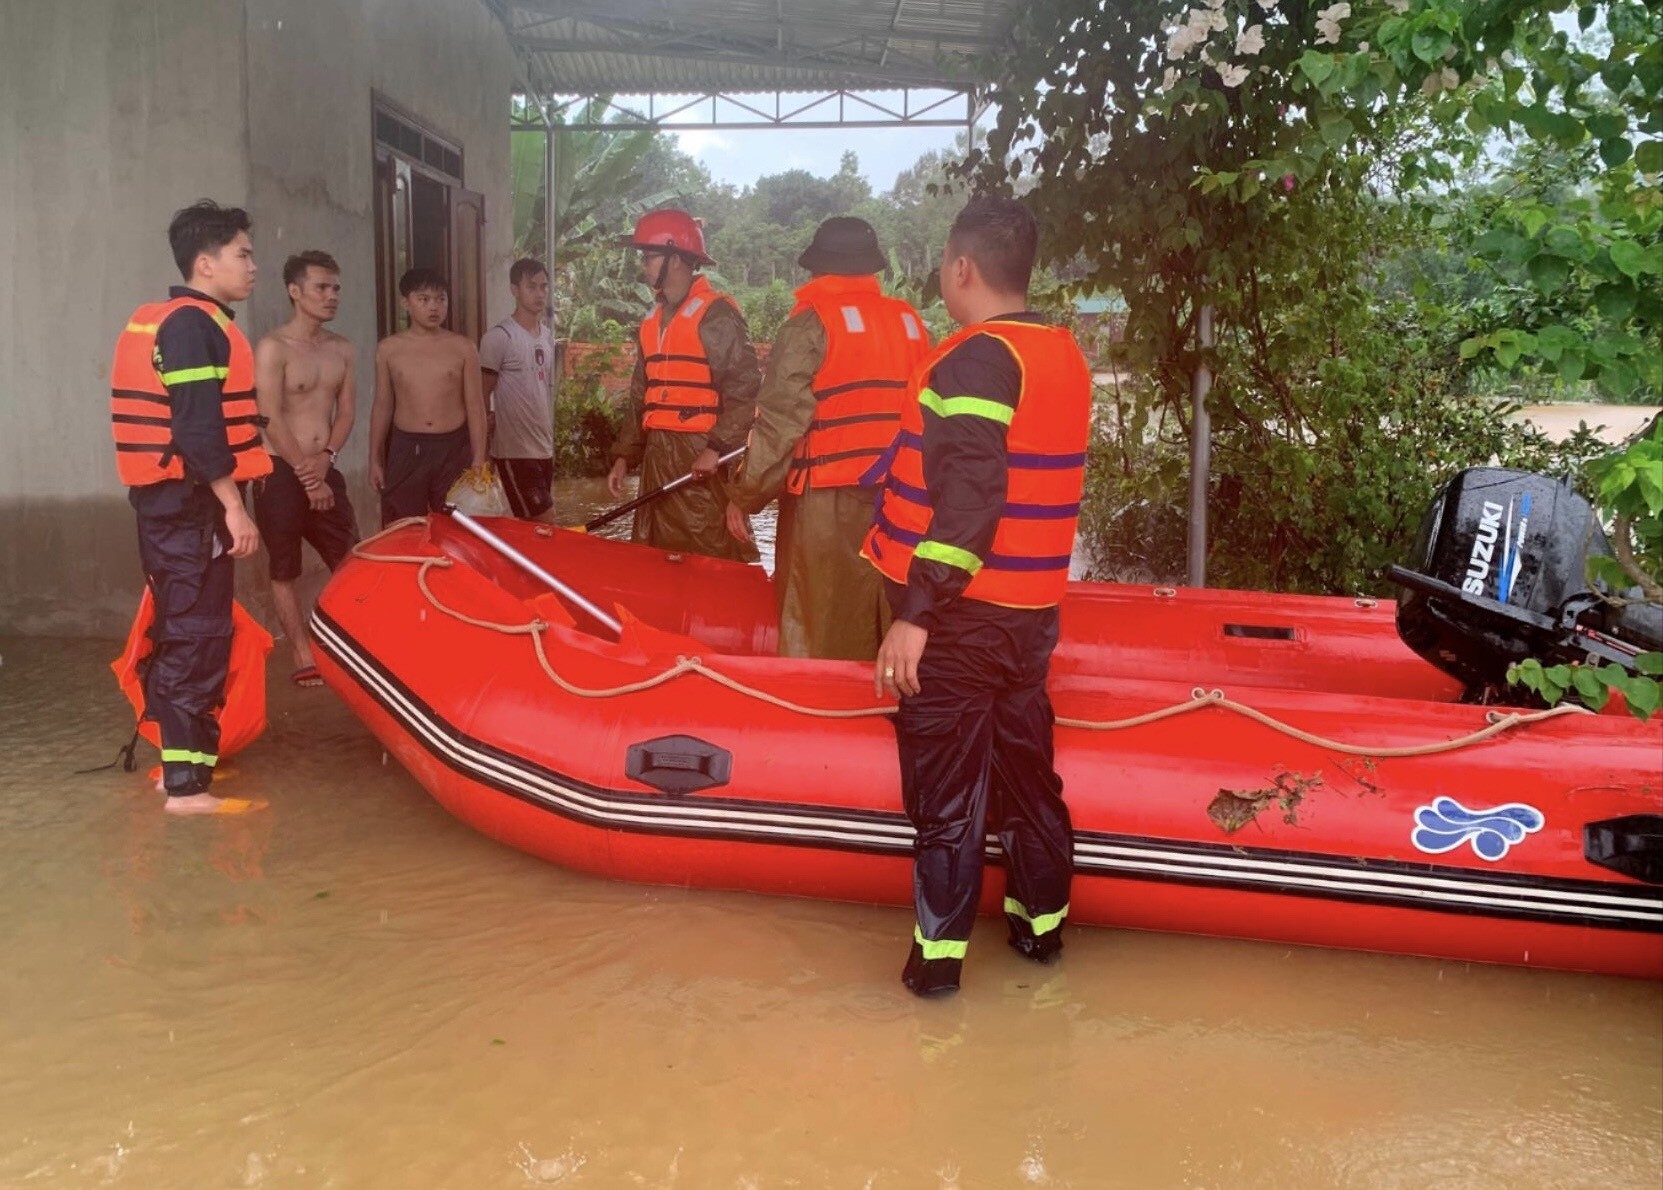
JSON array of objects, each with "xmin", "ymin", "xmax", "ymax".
[{"xmin": 620, "ymin": 208, "xmax": 714, "ymax": 266}]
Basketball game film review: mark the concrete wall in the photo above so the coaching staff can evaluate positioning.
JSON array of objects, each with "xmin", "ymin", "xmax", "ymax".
[
  {"xmin": 0, "ymin": 0, "xmax": 251, "ymax": 636},
  {"xmin": 0, "ymin": 0, "xmax": 518, "ymax": 637}
]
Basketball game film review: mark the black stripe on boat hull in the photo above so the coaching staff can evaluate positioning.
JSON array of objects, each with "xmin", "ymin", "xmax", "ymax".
[{"xmin": 311, "ymin": 608, "xmax": 1663, "ymax": 934}]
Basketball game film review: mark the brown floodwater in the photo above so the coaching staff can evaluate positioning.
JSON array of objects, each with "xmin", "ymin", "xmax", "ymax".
[{"xmin": 2, "ymin": 478, "xmax": 1660, "ymax": 1188}]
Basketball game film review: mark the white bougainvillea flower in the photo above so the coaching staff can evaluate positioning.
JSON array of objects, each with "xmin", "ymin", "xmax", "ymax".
[
  {"xmin": 1160, "ymin": 65, "xmax": 1182, "ymax": 92},
  {"xmin": 1166, "ymin": 23, "xmax": 1203, "ymax": 59},
  {"xmin": 1218, "ymin": 62, "xmax": 1250, "ymax": 87},
  {"xmin": 1257, "ymin": 0, "xmax": 1278, "ymax": 10},
  {"xmin": 1315, "ymin": 1, "xmax": 1350, "ymax": 43},
  {"xmin": 1236, "ymin": 23, "xmax": 1265, "ymax": 55},
  {"xmin": 1385, "ymin": 0, "xmax": 1409, "ymax": 12}
]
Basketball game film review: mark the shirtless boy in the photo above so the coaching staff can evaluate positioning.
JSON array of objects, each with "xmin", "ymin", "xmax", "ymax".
[
  {"xmin": 253, "ymin": 250, "xmax": 359, "ymax": 687},
  {"xmin": 370, "ymin": 268, "xmax": 487, "ymax": 527}
]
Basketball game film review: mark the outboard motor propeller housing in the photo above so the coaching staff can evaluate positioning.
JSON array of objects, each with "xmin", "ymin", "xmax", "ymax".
[{"xmin": 1388, "ymin": 467, "xmax": 1661, "ymax": 700}]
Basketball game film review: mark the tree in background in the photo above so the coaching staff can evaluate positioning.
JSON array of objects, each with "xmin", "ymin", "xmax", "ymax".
[{"xmin": 966, "ymin": 0, "xmax": 1658, "ymax": 595}]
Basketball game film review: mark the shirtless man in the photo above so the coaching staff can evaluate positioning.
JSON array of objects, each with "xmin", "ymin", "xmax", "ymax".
[
  {"xmin": 370, "ymin": 268, "xmax": 487, "ymax": 527},
  {"xmin": 253, "ymin": 250, "xmax": 359, "ymax": 686}
]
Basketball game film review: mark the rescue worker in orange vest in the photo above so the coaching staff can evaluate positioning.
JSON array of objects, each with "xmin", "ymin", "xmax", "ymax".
[
  {"xmin": 606, "ymin": 209, "xmax": 761, "ymax": 563},
  {"xmin": 110, "ymin": 200, "xmax": 271, "ymax": 815},
  {"xmin": 863, "ymin": 196, "xmax": 1092, "ymax": 996},
  {"xmin": 723, "ymin": 217, "xmax": 931, "ymax": 659}
]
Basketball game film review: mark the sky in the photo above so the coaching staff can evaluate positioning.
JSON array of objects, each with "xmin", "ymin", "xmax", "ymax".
[{"xmin": 672, "ymin": 124, "xmax": 963, "ymax": 193}]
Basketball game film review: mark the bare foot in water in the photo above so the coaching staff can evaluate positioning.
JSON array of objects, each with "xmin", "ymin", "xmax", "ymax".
[{"xmin": 163, "ymin": 793, "xmax": 268, "ymax": 815}]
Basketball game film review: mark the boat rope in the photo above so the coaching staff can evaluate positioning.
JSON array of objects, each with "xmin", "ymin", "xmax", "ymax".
[{"xmin": 347, "ymin": 527, "xmax": 1596, "ymax": 752}]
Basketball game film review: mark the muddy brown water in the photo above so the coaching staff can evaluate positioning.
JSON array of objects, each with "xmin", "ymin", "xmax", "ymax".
[{"xmin": 1, "ymin": 477, "xmax": 1659, "ymax": 1187}]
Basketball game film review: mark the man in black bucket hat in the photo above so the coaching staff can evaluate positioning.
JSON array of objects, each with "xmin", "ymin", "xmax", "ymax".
[{"xmin": 726, "ymin": 217, "xmax": 931, "ymax": 659}]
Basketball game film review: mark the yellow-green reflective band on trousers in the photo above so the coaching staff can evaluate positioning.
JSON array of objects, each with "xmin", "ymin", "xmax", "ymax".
[
  {"xmin": 913, "ymin": 925, "xmax": 968, "ymax": 960},
  {"xmin": 917, "ymin": 387, "xmax": 1015, "ymax": 425},
  {"xmin": 1003, "ymin": 898, "xmax": 1069, "ymax": 936},
  {"xmin": 915, "ymin": 540, "xmax": 983, "ymax": 574},
  {"xmin": 159, "ymin": 365, "xmax": 230, "ymax": 385},
  {"xmin": 159, "ymin": 749, "xmax": 218, "ymax": 766}
]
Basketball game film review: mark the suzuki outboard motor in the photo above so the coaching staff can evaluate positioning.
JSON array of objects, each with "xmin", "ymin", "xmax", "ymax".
[{"xmin": 1388, "ymin": 467, "xmax": 1662, "ymax": 701}]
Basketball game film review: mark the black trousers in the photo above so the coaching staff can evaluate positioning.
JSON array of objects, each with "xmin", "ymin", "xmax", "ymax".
[
  {"xmin": 890, "ymin": 585, "xmax": 1073, "ymax": 982},
  {"xmin": 135, "ymin": 497, "xmax": 234, "ymax": 795}
]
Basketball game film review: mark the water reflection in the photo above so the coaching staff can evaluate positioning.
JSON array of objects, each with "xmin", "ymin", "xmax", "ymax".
[{"xmin": 1, "ymin": 625, "xmax": 1659, "ymax": 1186}]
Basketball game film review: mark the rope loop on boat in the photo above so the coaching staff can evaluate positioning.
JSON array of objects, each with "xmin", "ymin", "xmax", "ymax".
[{"xmin": 348, "ymin": 530, "xmax": 1598, "ymax": 749}]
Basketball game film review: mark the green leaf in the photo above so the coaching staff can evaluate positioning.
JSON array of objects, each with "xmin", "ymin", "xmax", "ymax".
[
  {"xmin": 1624, "ymin": 677, "xmax": 1661, "ymax": 720},
  {"xmin": 1594, "ymin": 281, "xmax": 1638, "ymax": 321},
  {"xmin": 1527, "ymin": 253, "xmax": 1571, "ymax": 292},
  {"xmin": 1519, "ymin": 207, "xmax": 1550, "ymax": 239},
  {"xmin": 1635, "ymin": 653, "xmax": 1663, "ymax": 677},
  {"xmin": 1299, "ymin": 51, "xmax": 1336, "ymax": 87},
  {"xmin": 1458, "ymin": 336, "xmax": 1484, "ymax": 361},
  {"xmin": 1601, "ymin": 61, "xmax": 1633, "ymax": 94},
  {"xmin": 1571, "ymin": 666, "xmax": 1608, "ymax": 708},
  {"xmin": 1320, "ymin": 114, "xmax": 1355, "ymax": 148},
  {"xmin": 1554, "ymin": 350, "xmax": 1586, "ymax": 381},
  {"xmin": 1586, "ymin": 112, "xmax": 1626, "ymax": 140},
  {"xmin": 1544, "ymin": 225, "xmax": 1585, "ymax": 259},
  {"xmin": 1609, "ymin": 241, "xmax": 1647, "ymax": 279},
  {"xmin": 1412, "ymin": 29, "xmax": 1451, "ymax": 64},
  {"xmin": 1599, "ymin": 137, "xmax": 1633, "ymax": 168},
  {"xmin": 1535, "ymin": 324, "xmax": 1580, "ymax": 362},
  {"xmin": 1595, "ymin": 358, "xmax": 1640, "ymax": 399},
  {"xmin": 1544, "ymin": 664, "xmax": 1574, "ymax": 689},
  {"xmin": 1637, "ymin": 141, "xmax": 1663, "ymax": 176}
]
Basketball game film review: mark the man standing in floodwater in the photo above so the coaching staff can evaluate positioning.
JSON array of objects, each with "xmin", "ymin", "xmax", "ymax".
[
  {"xmin": 253, "ymin": 250, "xmax": 360, "ymax": 687},
  {"xmin": 481, "ymin": 257, "xmax": 559, "ymax": 521},
  {"xmin": 369, "ymin": 268, "xmax": 487, "ymax": 527},
  {"xmin": 607, "ymin": 208, "xmax": 761, "ymax": 562},
  {"xmin": 864, "ymin": 196, "xmax": 1093, "ymax": 996},
  {"xmin": 108, "ymin": 199, "xmax": 271, "ymax": 815}
]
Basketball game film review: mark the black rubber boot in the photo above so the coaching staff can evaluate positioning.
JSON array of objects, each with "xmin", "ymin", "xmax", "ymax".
[
  {"xmin": 901, "ymin": 942, "xmax": 962, "ymax": 998},
  {"xmin": 1006, "ymin": 919, "xmax": 1064, "ymax": 965}
]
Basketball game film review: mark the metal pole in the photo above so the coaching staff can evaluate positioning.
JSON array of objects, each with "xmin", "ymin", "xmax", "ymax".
[
  {"xmin": 543, "ymin": 114, "xmax": 556, "ymax": 275},
  {"xmin": 1187, "ymin": 302, "xmax": 1214, "ymax": 588},
  {"xmin": 445, "ymin": 509, "xmax": 624, "ymax": 636}
]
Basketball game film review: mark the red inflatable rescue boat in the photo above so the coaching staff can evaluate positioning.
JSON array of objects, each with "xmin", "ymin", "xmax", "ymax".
[{"xmin": 312, "ymin": 515, "xmax": 1663, "ymax": 979}]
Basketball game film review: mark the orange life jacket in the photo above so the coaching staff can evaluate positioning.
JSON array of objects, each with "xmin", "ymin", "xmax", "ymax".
[
  {"xmin": 861, "ymin": 320, "xmax": 1092, "ymax": 609},
  {"xmin": 638, "ymin": 276, "xmax": 738, "ymax": 435},
  {"xmin": 109, "ymin": 296, "xmax": 271, "ymax": 486},
  {"xmin": 786, "ymin": 274, "xmax": 930, "ymax": 494}
]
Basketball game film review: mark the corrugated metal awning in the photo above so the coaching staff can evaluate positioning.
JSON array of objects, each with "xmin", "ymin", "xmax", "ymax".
[{"xmin": 501, "ymin": 0, "xmax": 1020, "ymax": 94}]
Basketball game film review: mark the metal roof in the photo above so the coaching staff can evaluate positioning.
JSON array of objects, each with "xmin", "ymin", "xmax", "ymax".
[{"xmin": 499, "ymin": 0, "xmax": 1020, "ymax": 95}]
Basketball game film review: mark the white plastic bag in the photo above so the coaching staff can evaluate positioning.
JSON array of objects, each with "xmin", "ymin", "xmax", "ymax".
[{"xmin": 446, "ymin": 461, "xmax": 512, "ymax": 518}]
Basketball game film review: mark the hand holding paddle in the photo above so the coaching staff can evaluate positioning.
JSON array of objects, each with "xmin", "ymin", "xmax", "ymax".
[{"xmin": 582, "ymin": 446, "xmax": 747, "ymax": 534}]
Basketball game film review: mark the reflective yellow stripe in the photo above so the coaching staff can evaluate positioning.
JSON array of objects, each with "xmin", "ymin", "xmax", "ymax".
[
  {"xmin": 207, "ymin": 308, "xmax": 232, "ymax": 330},
  {"xmin": 159, "ymin": 749, "xmax": 218, "ymax": 766},
  {"xmin": 918, "ymin": 387, "xmax": 1015, "ymax": 425},
  {"xmin": 126, "ymin": 321, "xmax": 162, "ymax": 334},
  {"xmin": 159, "ymin": 365, "xmax": 229, "ymax": 385},
  {"xmin": 1004, "ymin": 898, "xmax": 1069, "ymax": 936},
  {"xmin": 915, "ymin": 540, "xmax": 983, "ymax": 574},
  {"xmin": 913, "ymin": 926, "xmax": 968, "ymax": 960}
]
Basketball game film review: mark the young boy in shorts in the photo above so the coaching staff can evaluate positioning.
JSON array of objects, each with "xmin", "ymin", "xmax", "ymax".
[{"xmin": 369, "ymin": 268, "xmax": 487, "ymax": 526}]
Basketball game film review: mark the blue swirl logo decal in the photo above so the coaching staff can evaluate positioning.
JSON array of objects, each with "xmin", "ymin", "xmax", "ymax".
[{"xmin": 1411, "ymin": 797, "xmax": 1545, "ymax": 861}]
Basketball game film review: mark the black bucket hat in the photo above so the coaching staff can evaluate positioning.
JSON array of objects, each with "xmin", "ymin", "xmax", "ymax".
[{"xmin": 797, "ymin": 216, "xmax": 887, "ymax": 276}]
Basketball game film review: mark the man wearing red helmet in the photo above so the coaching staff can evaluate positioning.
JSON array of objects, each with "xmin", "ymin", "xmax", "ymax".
[{"xmin": 607, "ymin": 209, "xmax": 761, "ymax": 562}]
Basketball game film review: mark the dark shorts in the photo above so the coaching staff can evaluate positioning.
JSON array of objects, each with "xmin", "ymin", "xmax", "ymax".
[
  {"xmin": 493, "ymin": 456, "xmax": 555, "ymax": 519},
  {"xmin": 381, "ymin": 426, "xmax": 471, "ymax": 527},
  {"xmin": 254, "ymin": 457, "xmax": 360, "ymax": 582}
]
